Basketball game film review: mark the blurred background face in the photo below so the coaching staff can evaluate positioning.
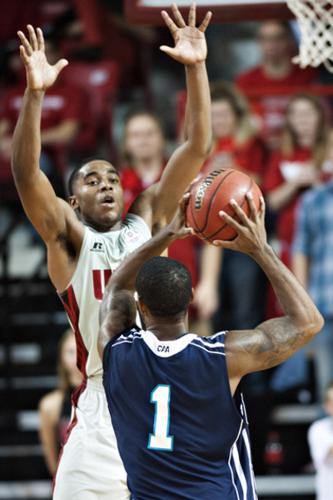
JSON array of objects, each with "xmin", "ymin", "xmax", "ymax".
[
  {"xmin": 324, "ymin": 388, "xmax": 333, "ymax": 417},
  {"xmin": 124, "ymin": 115, "xmax": 164, "ymax": 162},
  {"xmin": 257, "ymin": 21, "xmax": 292, "ymax": 63},
  {"xmin": 211, "ymin": 99, "xmax": 237, "ymax": 139},
  {"xmin": 61, "ymin": 333, "xmax": 77, "ymax": 375},
  {"xmin": 287, "ymin": 98, "xmax": 320, "ymax": 142}
]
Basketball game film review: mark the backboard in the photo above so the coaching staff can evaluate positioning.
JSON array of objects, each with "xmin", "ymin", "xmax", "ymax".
[{"xmin": 124, "ymin": 1, "xmax": 291, "ymax": 24}]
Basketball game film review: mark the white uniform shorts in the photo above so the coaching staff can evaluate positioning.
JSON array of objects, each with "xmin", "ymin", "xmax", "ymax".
[{"xmin": 53, "ymin": 378, "xmax": 130, "ymax": 500}]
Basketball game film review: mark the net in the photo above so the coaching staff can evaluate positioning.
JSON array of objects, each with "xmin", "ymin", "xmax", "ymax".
[{"xmin": 287, "ymin": 0, "xmax": 333, "ymax": 72}]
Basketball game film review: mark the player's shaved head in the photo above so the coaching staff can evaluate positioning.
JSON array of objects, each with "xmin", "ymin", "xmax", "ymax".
[{"xmin": 136, "ymin": 256, "xmax": 192, "ymax": 318}]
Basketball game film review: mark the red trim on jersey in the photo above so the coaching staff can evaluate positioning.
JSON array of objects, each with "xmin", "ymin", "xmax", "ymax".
[
  {"xmin": 52, "ymin": 380, "xmax": 87, "ymax": 492},
  {"xmin": 59, "ymin": 286, "xmax": 88, "ymax": 378}
]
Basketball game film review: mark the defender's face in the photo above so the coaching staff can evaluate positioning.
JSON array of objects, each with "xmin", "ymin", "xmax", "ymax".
[{"xmin": 71, "ymin": 161, "xmax": 124, "ymax": 231}]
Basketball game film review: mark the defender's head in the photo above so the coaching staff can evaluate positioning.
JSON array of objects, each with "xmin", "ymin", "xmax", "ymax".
[
  {"xmin": 135, "ymin": 256, "xmax": 193, "ymax": 328},
  {"xmin": 68, "ymin": 159, "xmax": 124, "ymax": 232}
]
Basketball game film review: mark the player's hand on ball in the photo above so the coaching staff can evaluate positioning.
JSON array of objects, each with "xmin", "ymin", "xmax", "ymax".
[
  {"xmin": 160, "ymin": 3, "xmax": 212, "ymax": 65},
  {"xmin": 167, "ymin": 193, "xmax": 194, "ymax": 239},
  {"xmin": 17, "ymin": 25, "xmax": 68, "ymax": 90},
  {"xmin": 213, "ymin": 194, "xmax": 267, "ymax": 255}
]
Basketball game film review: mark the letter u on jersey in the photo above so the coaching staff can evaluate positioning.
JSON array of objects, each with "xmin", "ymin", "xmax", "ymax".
[{"xmin": 92, "ymin": 269, "xmax": 112, "ymax": 300}]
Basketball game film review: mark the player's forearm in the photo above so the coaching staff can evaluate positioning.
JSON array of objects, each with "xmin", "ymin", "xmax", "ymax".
[
  {"xmin": 185, "ymin": 62, "xmax": 211, "ymax": 155},
  {"xmin": 108, "ymin": 227, "xmax": 178, "ymax": 292},
  {"xmin": 253, "ymin": 243, "xmax": 323, "ymax": 336},
  {"xmin": 12, "ymin": 88, "xmax": 44, "ymax": 182},
  {"xmin": 292, "ymin": 252, "xmax": 309, "ymax": 289}
]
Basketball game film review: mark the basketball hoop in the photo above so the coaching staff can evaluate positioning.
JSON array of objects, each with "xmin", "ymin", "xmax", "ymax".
[{"xmin": 287, "ymin": 0, "xmax": 333, "ymax": 72}]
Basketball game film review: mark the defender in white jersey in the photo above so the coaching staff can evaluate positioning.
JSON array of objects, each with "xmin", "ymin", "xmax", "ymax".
[{"xmin": 11, "ymin": 5, "xmax": 212, "ymax": 499}]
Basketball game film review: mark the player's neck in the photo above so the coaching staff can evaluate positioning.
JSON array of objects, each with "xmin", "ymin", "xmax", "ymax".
[
  {"xmin": 84, "ymin": 219, "xmax": 123, "ymax": 233},
  {"xmin": 148, "ymin": 320, "xmax": 187, "ymax": 341},
  {"xmin": 263, "ymin": 58, "xmax": 291, "ymax": 79}
]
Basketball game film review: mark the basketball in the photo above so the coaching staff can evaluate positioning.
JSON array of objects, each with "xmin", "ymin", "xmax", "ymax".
[{"xmin": 186, "ymin": 169, "xmax": 262, "ymax": 242}]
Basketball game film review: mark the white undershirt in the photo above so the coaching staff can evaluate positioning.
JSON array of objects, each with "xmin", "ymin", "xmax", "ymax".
[{"xmin": 308, "ymin": 417, "xmax": 333, "ymax": 500}]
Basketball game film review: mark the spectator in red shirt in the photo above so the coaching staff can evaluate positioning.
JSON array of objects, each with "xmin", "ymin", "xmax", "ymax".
[
  {"xmin": 201, "ymin": 82, "xmax": 267, "ymax": 332},
  {"xmin": 120, "ymin": 110, "xmax": 166, "ymax": 213},
  {"xmin": 120, "ymin": 110, "xmax": 212, "ymax": 333},
  {"xmin": 264, "ymin": 93, "xmax": 329, "ymax": 270},
  {"xmin": 236, "ymin": 21, "xmax": 318, "ymax": 149}
]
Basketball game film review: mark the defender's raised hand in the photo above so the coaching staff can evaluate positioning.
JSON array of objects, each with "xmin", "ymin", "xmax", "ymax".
[
  {"xmin": 213, "ymin": 194, "xmax": 267, "ymax": 256},
  {"xmin": 160, "ymin": 3, "xmax": 212, "ymax": 65},
  {"xmin": 17, "ymin": 25, "xmax": 68, "ymax": 90}
]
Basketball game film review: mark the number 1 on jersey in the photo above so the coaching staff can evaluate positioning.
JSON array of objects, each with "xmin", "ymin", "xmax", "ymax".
[{"xmin": 148, "ymin": 385, "xmax": 174, "ymax": 451}]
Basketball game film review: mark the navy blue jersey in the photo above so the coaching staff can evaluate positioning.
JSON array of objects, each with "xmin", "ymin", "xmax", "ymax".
[{"xmin": 103, "ymin": 327, "xmax": 257, "ymax": 500}]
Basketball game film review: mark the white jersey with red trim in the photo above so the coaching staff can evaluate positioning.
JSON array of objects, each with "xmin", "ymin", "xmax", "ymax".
[{"xmin": 59, "ymin": 213, "xmax": 151, "ymax": 381}]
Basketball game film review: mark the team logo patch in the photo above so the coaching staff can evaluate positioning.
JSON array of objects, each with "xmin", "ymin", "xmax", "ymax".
[
  {"xmin": 124, "ymin": 230, "xmax": 140, "ymax": 244},
  {"xmin": 90, "ymin": 242, "xmax": 104, "ymax": 252}
]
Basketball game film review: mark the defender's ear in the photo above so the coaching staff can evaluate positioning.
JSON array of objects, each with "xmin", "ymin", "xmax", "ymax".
[{"xmin": 68, "ymin": 196, "xmax": 79, "ymax": 210}]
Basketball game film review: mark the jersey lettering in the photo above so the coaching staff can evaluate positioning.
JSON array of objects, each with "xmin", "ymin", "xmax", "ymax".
[
  {"xmin": 157, "ymin": 345, "xmax": 170, "ymax": 353},
  {"xmin": 92, "ymin": 269, "xmax": 112, "ymax": 300}
]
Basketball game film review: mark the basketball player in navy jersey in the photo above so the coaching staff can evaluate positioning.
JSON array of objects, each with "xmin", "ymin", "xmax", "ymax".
[
  {"xmin": 99, "ymin": 194, "xmax": 323, "ymax": 500},
  {"xmin": 11, "ymin": 5, "xmax": 212, "ymax": 499}
]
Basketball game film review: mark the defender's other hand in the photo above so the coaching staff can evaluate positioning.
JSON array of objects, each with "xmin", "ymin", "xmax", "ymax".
[
  {"xmin": 213, "ymin": 194, "xmax": 267, "ymax": 256},
  {"xmin": 167, "ymin": 193, "xmax": 193, "ymax": 239},
  {"xmin": 160, "ymin": 3, "xmax": 212, "ymax": 65},
  {"xmin": 17, "ymin": 25, "xmax": 68, "ymax": 90}
]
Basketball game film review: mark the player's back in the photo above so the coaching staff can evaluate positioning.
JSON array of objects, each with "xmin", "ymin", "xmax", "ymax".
[{"xmin": 103, "ymin": 328, "xmax": 257, "ymax": 500}]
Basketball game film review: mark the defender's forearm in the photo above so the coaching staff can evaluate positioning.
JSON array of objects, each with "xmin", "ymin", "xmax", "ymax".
[
  {"xmin": 12, "ymin": 89, "xmax": 44, "ymax": 182},
  {"xmin": 185, "ymin": 62, "xmax": 211, "ymax": 155},
  {"xmin": 253, "ymin": 244, "xmax": 323, "ymax": 335}
]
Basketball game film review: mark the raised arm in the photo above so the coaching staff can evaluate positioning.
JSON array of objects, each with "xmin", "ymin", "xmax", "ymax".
[
  {"xmin": 213, "ymin": 195, "xmax": 323, "ymax": 394},
  {"xmin": 12, "ymin": 26, "xmax": 83, "ymax": 290},
  {"xmin": 98, "ymin": 199, "xmax": 192, "ymax": 357},
  {"xmin": 12, "ymin": 27, "xmax": 80, "ymax": 242},
  {"xmin": 130, "ymin": 3, "xmax": 212, "ymax": 228}
]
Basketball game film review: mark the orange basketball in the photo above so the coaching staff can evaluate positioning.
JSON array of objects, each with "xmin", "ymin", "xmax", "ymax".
[{"xmin": 186, "ymin": 169, "xmax": 262, "ymax": 242}]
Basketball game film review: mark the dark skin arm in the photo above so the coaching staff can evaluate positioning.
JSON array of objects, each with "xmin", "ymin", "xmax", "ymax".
[
  {"xmin": 213, "ymin": 195, "xmax": 324, "ymax": 395},
  {"xmin": 129, "ymin": 3, "xmax": 212, "ymax": 231},
  {"xmin": 11, "ymin": 26, "xmax": 83, "ymax": 291},
  {"xmin": 98, "ymin": 199, "xmax": 192, "ymax": 358}
]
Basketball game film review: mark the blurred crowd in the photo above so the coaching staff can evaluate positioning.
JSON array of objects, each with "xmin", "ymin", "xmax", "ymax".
[{"xmin": 1, "ymin": 0, "xmax": 333, "ymax": 476}]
